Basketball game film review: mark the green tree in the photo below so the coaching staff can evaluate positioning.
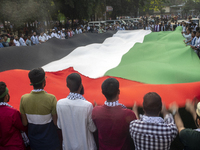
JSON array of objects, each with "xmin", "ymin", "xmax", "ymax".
[{"xmin": 0, "ymin": 0, "xmax": 56, "ymax": 32}]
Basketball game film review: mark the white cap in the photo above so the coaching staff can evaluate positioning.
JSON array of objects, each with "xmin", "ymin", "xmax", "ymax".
[
  {"xmin": 58, "ymin": 31, "xmax": 61, "ymax": 33},
  {"xmin": 62, "ymin": 28, "xmax": 65, "ymax": 30},
  {"xmin": 52, "ymin": 29, "xmax": 55, "ymax": 31}
]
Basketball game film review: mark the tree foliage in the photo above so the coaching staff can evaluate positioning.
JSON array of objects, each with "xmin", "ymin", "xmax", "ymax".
[{"xmin": 0, "ymin": 0, "xmax": 56, "ymax": 30}]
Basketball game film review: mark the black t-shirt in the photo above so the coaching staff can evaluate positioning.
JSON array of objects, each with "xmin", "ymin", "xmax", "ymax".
[{"xmin": 179, "ymin": 128, "xmax": 200, "ymax": 150}]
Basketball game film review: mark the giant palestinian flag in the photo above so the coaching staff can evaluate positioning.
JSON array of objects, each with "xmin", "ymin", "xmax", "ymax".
[{"xmin": 1, "ymin": 26, "xmax": 200, "ymax": 110}]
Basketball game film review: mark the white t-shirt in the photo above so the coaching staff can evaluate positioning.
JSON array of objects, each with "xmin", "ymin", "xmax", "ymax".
[
  {"xmin": 39, "ymin": 35, "xmax": 46, "ymax": 42},
  {"xmin": 182, "ymin": 26, "xmax": 186, "ymax": 33},
  {"xmin": 87, "ymin": 26, "xmax": 90, "ymax": 31},
  {"xmin": 14, "ymin": 39, "xmax": 20, "ymax": 46},
  {"xmin": 19, "ymin": 37, "xmax": 27, "ymax": 46},
  {"xmin": 57, "ymin": 98, "xmax": 96, "ymax": 150},
  {"xmin": 78, "ymin": 29, "xmax": 82, "ymax": 34},
  {"xmin": 51, "ymin": 32, "xmax": 57, "ymax": 38},
  {"xmin": 46, "ymin": 35, "xmax": 51, "ymax": 41}
]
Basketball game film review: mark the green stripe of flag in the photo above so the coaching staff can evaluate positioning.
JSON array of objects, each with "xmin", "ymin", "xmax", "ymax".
[{"xmin": 105, "ymin": 27, "xmax": 200, "ymax": 84}]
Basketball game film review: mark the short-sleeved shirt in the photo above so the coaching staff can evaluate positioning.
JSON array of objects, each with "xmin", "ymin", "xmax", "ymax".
[
  {"xmin": 179, "ymin": 128, "xmax": 200, "ymax": 150},
  {"xmin": 92, "ymin": 105, "xmax": 136, "ymax": 150},
  {"xmin": 20, "ymin": 91, "xmax": 59, "ymax": 150}
]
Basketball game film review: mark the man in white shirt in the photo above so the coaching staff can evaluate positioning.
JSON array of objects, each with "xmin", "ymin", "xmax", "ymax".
[
  {"xmin": 14, "ymin": 36, "xmax": 20, "ymax": 46},
  {"xmin": 61, "ymin": 28, "xmax": 65, "ymax": 39},
  {"xmin": 182, "ymin": 28, "xmax": 192, "ymax": 43},
  {"xmin": 31, "ymin": 32, "xmax": 40, "ymax": 45},
  {"xmin": 57, "ymin": 31, "xmax": 61, "ymax": 39},
  {"xmin": 19, "ymin": 34, "xmax": 27, "ymax": 46},
  {"xmin": 87, "ymin": 26, "xmax": 90, "ymax": 32},
  {"xmin": 39, "ymin": 32, "xmax": 46, "ymax": 43},
  {"xmin": 78, "ymin": 27, "xmax": 82, "ymax": 34},
  {"xmin": 46, "ymin": 32, "xmax": 52, "ymax": 41},
  {"xmin": 56, "ymin": 73, "xmax": 97, "ymax": 150},
  {"xmin": 51, "ymin": 29, "xmax": 57, "ymax": 38}
]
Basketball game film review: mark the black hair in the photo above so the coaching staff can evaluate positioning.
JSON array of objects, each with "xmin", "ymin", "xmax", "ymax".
[
  {"xmin": 143, "ymin": 92, "xmax": 162, "ymax": 116},
  {"xmin": 101, "ymin": 78, "xmax": 119, "ymax": 101},
  {"xmin": 0, "ymin": 82, "xmax": 7, "ymax": 102},
  {"xmin": 192, "ymin": 31, "xmax": 196, "ymax": 35},
  {"xmin": 196, "ymin": 27, "xmax": 200, "ymax": 32},
  {"xmin": 188, "ymin": 28, "xmax": 192, "ymax": 33},
  {"xmin": 28, "ymin": 68, "xmax": 45, "ymax": 89},
  {"xmin": 198, "ymin": 30, "xmax": 200, "ymax": 34},
  {"xmin": 67, "ymin": 73, "xmax": 81, "ymax": 92}
]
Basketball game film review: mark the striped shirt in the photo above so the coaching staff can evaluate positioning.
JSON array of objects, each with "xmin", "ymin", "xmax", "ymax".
[{"xmin": 20, "ymin": 90, "xmax": 60, "ymax": 150}]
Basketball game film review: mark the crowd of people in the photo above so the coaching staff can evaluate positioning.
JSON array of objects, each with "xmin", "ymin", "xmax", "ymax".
[
  {"xmin": 144, "ymin": 21, "xmax": 174, "ymax": 31},
  {"xmin": 181, "ymin": 21, "xmax": 200, "ymax": 57},
  {"xmin": 0, "ymin": 67, "xmax": 200, "ymax": 150},
  {"xmin": 0, "ymin": 26, "xmax": 87, "ymax": 48}
]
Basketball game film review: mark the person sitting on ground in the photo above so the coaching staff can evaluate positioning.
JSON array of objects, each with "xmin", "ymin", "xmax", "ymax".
[
  {"xmin": 19, "ymin": 34, "xmax": 27, "ymax": 46},
  {"xmin": 61, "ymin": 28, "xmax": 65, "ymax": 39},
  {"xmin": 92, "ymin": 78, "xmax": 137, "ymax": 150},
  {"xmin": 51, "ymin": 29, "xmax": 57, "ymax": 38},
  {"xmin": 87, "ymin": 25, "xmax": 91, "ymax": 32},
  {"xmin": 78, "ymin": 27, "xmax": 83, "ymax": 34},
  {"xmin": 0, "ymin": 37, "xmax": 4, "ymax": 48},
  {"xmin": 9, "ymin": 37, "xmax": 15, "ymax": 46},
  {"xmin": 2, "ymin": 36, "xmax": 9, "ymax": 47},
  {"xmin": 182, "ymin": 28, "xmax": 192, "ymax": 44},
  {"xmin": 14, "ymin": 35, "xmax": 20, "ymax": 46},
  {"xmin": 130, "ymin": 92, "xmax": 178, "ymax": 150},
  {"xmin": 20, "ymin": 68, "xmax": 60, "ymax": 150},
  {"xmin": 0, "ymin": 82, "xmax": 27, "ymax": 150},
  {"xmin": 70, "ymin": 28, "xmax": 73, "ymax": 37},
  {"xmin": 57, "ymin": 73, "xmax": 97, "ymax": 150},
  {"xmin": 98, "ymin": 26, "xmax": 105, "ymax": 34},
  {"xmin": 46, "ymin": 32, "xmax": 52, "ymax": 40},
  {"xmin": 169, "ymin": 101, "xmax": 200, "ymax": 150},
  {"xmin": 39, "ymin": 32, "xmax": 46, "ymax": 43},
  {"xmin": 26, "ymin": 35, "xmax": 32, "ymax": 46},
  {"xmin": 57, "ymin": 31, "xmax": 61, "ymax": 39},
  {"xmin": 31, "ymin": 32, "xmax": 40, "ymax": 45}
]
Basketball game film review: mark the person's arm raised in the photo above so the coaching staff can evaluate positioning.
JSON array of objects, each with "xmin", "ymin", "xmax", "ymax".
[
  {"xmin": 132, "ymin": 102, "xmax": 139, "ymax": 119},
  {"xmin": 169, "ymin": 103, "xmax": 185, "ymax": 133},
  {"xmin": 185, "ymin": 100, "xmax": 196, "ymax": 121}
]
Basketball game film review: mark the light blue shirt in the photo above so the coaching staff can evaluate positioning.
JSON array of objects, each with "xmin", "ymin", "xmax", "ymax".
[{"xmin": 0, "ymin": 43, "xmax": 4, "ymax": 48}]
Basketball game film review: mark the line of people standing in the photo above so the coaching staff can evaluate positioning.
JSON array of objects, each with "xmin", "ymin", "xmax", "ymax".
[{"xmin": 1, "ymin": 67, "xmax": 200, "ymax": 150}]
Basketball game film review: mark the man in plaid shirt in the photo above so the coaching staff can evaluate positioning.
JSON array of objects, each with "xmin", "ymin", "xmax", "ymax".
[{"xmin": 130, "ymin": 92, "xmax": 178, "ymax": 150}]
